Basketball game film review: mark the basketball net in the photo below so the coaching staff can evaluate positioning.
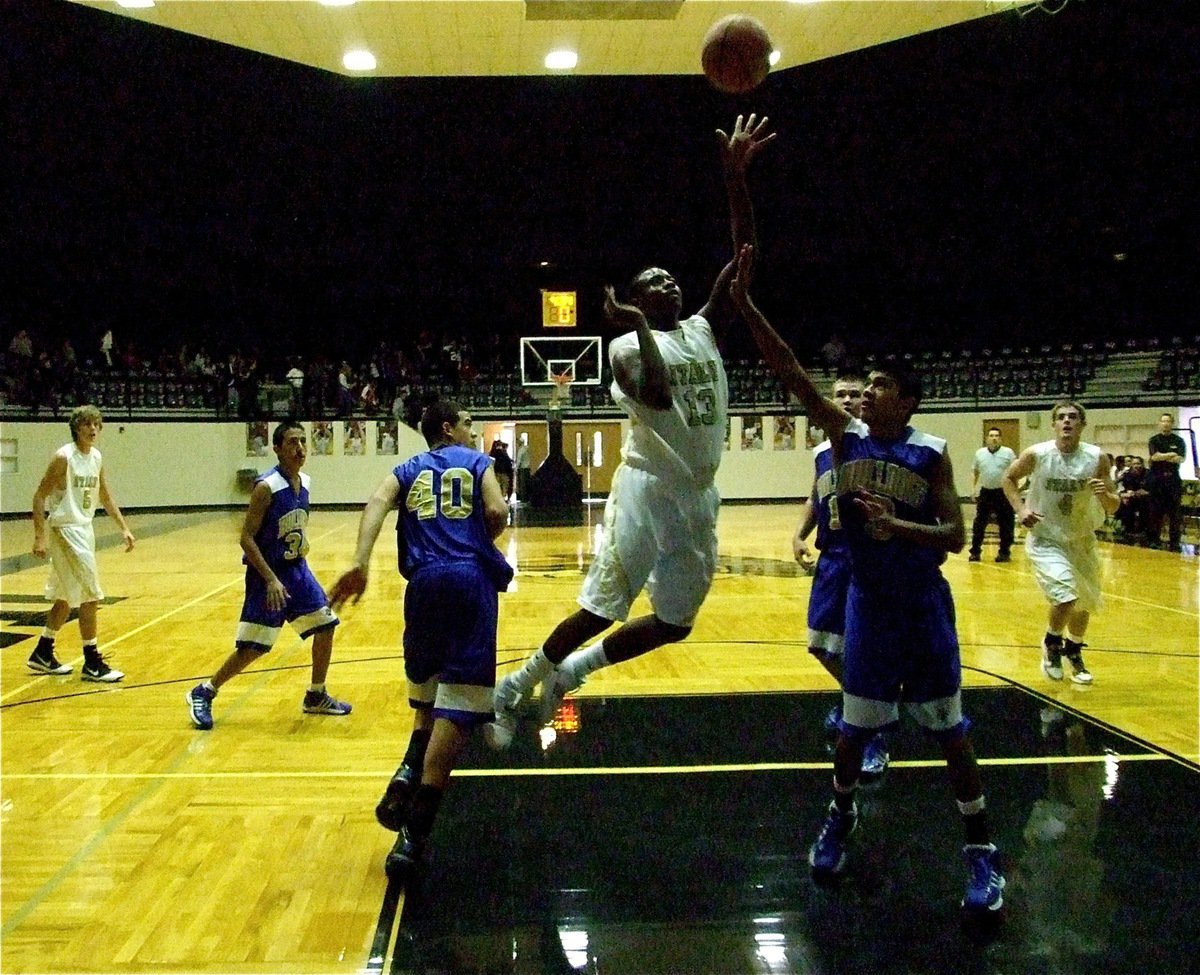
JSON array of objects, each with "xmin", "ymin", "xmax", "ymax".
[{"xmin": 550, "ymin": 372, "xmax": 572, "ymax": 410}]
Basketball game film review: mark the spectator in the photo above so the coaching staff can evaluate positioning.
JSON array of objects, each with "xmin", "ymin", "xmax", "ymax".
[{"xmin": 1116, "ymin": 455, "xmax": 1151, "ymax": 541}]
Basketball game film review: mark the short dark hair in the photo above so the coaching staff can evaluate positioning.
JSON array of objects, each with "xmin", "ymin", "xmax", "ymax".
[
  {"xmin": 272, "ymin": 421, "xmax": 304, "ymax": 447},
  {"xmin": 833, "ymin": 370, "xmax": 866, "ymax": 387},
  {"xmin": 987, "ymin": 426, "xmax": 1002, "ymax": 436},
  {"xmin": 420, "ymin": 400, "xmax": 462, "ymax": 447},
  {"xmin": 872, "ymin": 362, "xmax": 923, "ymax": 413}
]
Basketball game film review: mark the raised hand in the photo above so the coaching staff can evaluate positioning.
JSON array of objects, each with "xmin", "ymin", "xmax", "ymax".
[
  {"xmin": 716, "ymin": 113, "xmax": 776, "ymax": 173},
  {"xmin": 603, "ymin": 286, "xmax": 649, "ymax": 331},
  {"xmin": 730, "ymin": 244, "xmax": 755, "ymax": 306}
]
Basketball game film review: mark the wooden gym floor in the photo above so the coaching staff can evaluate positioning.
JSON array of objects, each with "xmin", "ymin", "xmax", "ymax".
[{"xmin": 1, "ymin": 504, "xmax": 1196, "ymax": 974}]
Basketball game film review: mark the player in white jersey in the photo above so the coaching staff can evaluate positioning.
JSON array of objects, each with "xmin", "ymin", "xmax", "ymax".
[
  {"xmin": 1002, "ymin": 400, "xmax": 1119, "ymax": 684},
  {"xmin": 489, "ymin": 114, "xmax": 774, "ymax": 748},
  {"xmin": 29, "ymin": 404, "xmax": 134, "ymax": 682}
]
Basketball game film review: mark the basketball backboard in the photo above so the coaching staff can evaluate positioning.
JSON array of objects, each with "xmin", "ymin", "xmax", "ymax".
[{"xmin": 519, "ymin": 336, "xmax": 603, "ymax": 386}]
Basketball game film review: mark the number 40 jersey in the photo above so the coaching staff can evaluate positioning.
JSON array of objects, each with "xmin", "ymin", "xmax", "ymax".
[{"xmin": 394, "ymin": 444, "xmax": 514, "ymax": 590}]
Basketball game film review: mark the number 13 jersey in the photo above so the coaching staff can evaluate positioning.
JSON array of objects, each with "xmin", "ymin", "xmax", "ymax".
[{"xmin": 609, "ymin": 315, "xmax": 728, "ymax": 489}]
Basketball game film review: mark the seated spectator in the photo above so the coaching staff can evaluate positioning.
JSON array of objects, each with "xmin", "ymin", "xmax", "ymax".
[{"xmin": 1116, "ymin": 455, "xmax": 1152, "ymax": 540}]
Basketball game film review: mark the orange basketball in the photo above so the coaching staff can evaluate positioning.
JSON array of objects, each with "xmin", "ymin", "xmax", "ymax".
[{"xmin": 701, "ymin": 14, "xmax": 773, "ymax": 94}]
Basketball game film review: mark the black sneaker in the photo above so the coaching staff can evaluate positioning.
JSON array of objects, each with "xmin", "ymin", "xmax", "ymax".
[
  {"xmin": 1064, "ymin": 641, "xmax": 1093, "ymax": 685},
  {"xmin": 376, "ymin": 763, "xmax": 419, "ymax": 832},
  {"xmin": 384, "ymin": 826, "xmax": 424, "ymax": 882},
  {"xmin": 1041, "ymin": 635, "xmax": 1064, "ymax": 681},
  {"xmin": 967, "ymin": 553, "xmax": 982, "ymax": 563},
  {"xmin": 28, "ymin": 645, "xmax": 72, "ymax": 675},
  {"xmin": 81, "ymin": 655, "xmax": 124, "ymax": 683}
]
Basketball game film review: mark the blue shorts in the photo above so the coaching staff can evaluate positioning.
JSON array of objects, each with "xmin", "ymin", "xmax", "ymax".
[
  {"xmin": 236, "ymin": 562, "xmax": 338, "ymax": 650},
  {"xmin": 841, "ymin": 575, "xmax": 963, "ymax": 735},
  {"xmin": 808, "ymin": 548, "xmax": 851, "ymax": 655},
  {"xmin": 403, "ymin": 561, "xmax": 498, "ymax": 727}
]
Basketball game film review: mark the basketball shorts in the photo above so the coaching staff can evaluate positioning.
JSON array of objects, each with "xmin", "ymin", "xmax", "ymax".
[
  {"xmin": 841, "ymin": 575, "xmax": 964, "ymax": 736},
  {"xmin": 45, "ymin": 523, "xmax": 103, "ymax": 609},
  {"xmin": 808, "ymin": 548, "xmax": 851, "ymax": 656},
  {"xmin": 403, "ymin": 561, "xmax": 498, "ymax": 727},
  {"xmin": 1026, "ymin": 533, "xmax": 1102, "ymax": 612},
  {"xmin": 235, "ymin": 561, "xmax": 338, "ymax": 650},
  {"xmin": 578, "ymin": 464, "xmax": 720, "ymax": 629}
]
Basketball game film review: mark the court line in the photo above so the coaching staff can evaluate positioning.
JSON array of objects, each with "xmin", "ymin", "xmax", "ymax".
[
  {"xmin": 0, "ymin": 578, "xmax": 242, "ymax": 703},
  {"xmin": 2, "ymin": 522, "xmax": 345, "ymax": 704},
  {"xmin": 2, "ymin": 752, "xmax": 1175, "ymax": 781}
]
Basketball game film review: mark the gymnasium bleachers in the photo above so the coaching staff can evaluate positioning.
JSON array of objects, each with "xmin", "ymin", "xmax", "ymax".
[{"xmin": 2, "ymin": 338, "xmax": 1189, "ymax": 421}]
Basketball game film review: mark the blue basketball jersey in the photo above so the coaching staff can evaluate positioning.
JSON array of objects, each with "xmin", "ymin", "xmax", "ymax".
[
  {"xmin": 834, "ymin": 418, "xmax": 948, "ymax": 589},
  {"xmin": 394, "ymin": 445, "xmax": 514, "ymax": 590},
  {"xmin": 811, "ymin": 440, "xmax": 847, "ymax": 554},
  {"xmin": 249, "ymin": 467, "xmax": 312, "ymax": 570}
]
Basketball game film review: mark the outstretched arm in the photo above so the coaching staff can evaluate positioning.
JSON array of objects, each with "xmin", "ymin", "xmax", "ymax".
[
  {"xmin": 729, "ymin": 245, "xmax": 850, "ymax": 440},
  {"xmin": 700, "ymin": 114, "xmax": 775, "ymax": 326},
  {"xmin": 329, "ymin": 472, "xmax": 402, "ymax": 608}
]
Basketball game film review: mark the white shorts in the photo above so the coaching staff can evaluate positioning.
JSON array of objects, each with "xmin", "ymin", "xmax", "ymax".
[
  {"xmin": 45, "ymin": 523, "xmax": 104, "ymax": 609},
  {"xmin": 1026, "ymin": 533, "xmax": 1102, "ymax": 612},
  {"xmin": 578, "ymin": 465, "xmax": 719, "ymax": 628}
]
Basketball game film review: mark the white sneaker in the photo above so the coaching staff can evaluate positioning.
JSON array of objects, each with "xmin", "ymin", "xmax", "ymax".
[
  {"xmin": 488, "ymin": 674, "xmax": 523, "ymax": 750},
  {"xmin": 538, "ymin": 666, "xmax": 582, "ymax": 726}
]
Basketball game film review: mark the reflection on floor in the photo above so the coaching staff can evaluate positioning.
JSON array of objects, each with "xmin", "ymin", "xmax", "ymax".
[{"xmin": 386, "ymin": 688, "xmax": 1196, "ymax": 975}]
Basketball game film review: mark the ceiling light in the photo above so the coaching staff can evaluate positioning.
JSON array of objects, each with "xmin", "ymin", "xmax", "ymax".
[
  {"xmin": 769, "ymin": 49, "xmax": 781, "ymax": 66},
  {"xmin": 318, "ymin": 1, "xmax": 356, "ymax": 7},
  {"xmin": 343, "ymin": 49, "xmax": 377, "ymax": 71},
  {"xmin": 545, "ymin": 50, "xmax": 578, "ymax": 71},
  {"xmin": 116, "ymin": 0, "xmax": 155, "ymax": 8}
]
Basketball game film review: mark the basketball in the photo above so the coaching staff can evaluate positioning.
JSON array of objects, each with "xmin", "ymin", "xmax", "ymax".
[{"xmin": 701, "ymin": 14, "xmax": 773, "ymax": 94}]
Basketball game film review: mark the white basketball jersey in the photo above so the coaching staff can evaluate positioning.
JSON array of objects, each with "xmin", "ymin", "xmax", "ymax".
[
  {"xmin": 46, "ymin": 443, "xmax": 102, "ymax": 527},
  {"xmin": 608, "ymin": 315, "xmax": 728, "ymax": 487},
  {"xmin": 1025, "ymin": 440, "xmax": 1104, "ymax": 544}
]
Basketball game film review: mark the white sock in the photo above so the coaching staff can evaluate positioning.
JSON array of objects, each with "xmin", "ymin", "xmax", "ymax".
[
  {"xmin": 560, "ymin": 640, "xmax": 610, "ymax": 685},
  {"xmin": 309, "ymin": 683, "xmax": 325, "ymax": 694},
  {"xmin": 41, "ymin": 626, "xmax": 58, "ymax": 641},
  {"xmin": 507, "ymin": 648, "xmax": 555, "ymax": 694}
]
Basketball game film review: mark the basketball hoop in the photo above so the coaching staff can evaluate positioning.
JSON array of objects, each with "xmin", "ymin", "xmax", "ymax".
[{"xmin": 550, "ymin": 372, "xmax": 572, "ymax": 409}]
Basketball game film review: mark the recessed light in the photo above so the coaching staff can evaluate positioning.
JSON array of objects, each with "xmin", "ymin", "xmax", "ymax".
[
  {"xmin": 343, "ymin": 49, "xmax": 377, "ymax": 71},
  {"xmin": 769, "ymin": 49, "xmax": 781, "ymax": 66},
  {"xmin": 318, "ymin": 1, "xmax": 356, "ymax": 7},
  {"xmin": 116, "ymin": 0, "xmax": 155, "ymax": 8},
  {"xmin": 545, "ymin": 49, "xmax": 578, "ymax": 71}
]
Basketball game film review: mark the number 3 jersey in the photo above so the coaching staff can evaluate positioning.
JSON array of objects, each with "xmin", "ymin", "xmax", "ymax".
[
  {"xmin": 1023, "ymin": 440, "xmax": 1105, "ymax": 545},
  {"xmin": 250, "ymin": 467, "xmax": 313, "ymax": 568},
  {"xmin": 393, "ymin": 444, "xmax": 514, "ymax": 590},
  {"xmin": 608, "ymin": 315, "xmax": 728, "ymax": 489}
]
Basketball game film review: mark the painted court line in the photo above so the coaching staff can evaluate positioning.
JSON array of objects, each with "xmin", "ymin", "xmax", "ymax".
[
  {"xmin": 2, "ymin": 752, "xmax": 1172, "ymax": 782},
  {"xmin": 1, "ymin": 578, "xmax": 241, "ymax": 703}
]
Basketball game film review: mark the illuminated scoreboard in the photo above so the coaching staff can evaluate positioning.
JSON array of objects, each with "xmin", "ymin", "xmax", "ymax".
[{"xmin": 541, "ymin": 290, "xmax": 577, "ymax": 328}]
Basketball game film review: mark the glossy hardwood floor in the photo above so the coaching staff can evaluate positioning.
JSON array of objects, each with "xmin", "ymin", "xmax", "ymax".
[{"xmin": 1, "ymin": 504, "xmax": 1196, "ymax": 973}]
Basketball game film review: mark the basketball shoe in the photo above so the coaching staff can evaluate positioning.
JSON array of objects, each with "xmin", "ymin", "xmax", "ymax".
[
  {"xmin": 809, "ymin": 801, "xmax": 858, "ymax": 878},
  {"xmin": 384, "ymin": 826, "xmax": 423, "ymax": 882},
  {"xmin": 376, "ymin": 763, "xmax": 419, "ymax": 831},
  {"xmin": 186, "ymin": 683, "xmax": 216, "ymax": 730},
  {"xmin": 1064, "ymin": 640, "xmax": 1093, "ymax": 684},
  {"xmin": 28, "ymin": 639, "xmax": 72, "ymax": 675},
  {"xmin": 961, "ymin": 843, "xmax": 1006, "ymax": 914},
  {"xmin": 1041, "ymin": 635, "xmax": 1064, "ymax": 681},
  {"xmin": 81, "ymin": 653, "xmax": 123, "ymax": 683},
  {"xmin": 487, "ymin": 673, "xmax": 524, "ymax": 750},
  {"xmin": 301, "ymin": 690, "xmax": 352, "ymax": 715}
]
